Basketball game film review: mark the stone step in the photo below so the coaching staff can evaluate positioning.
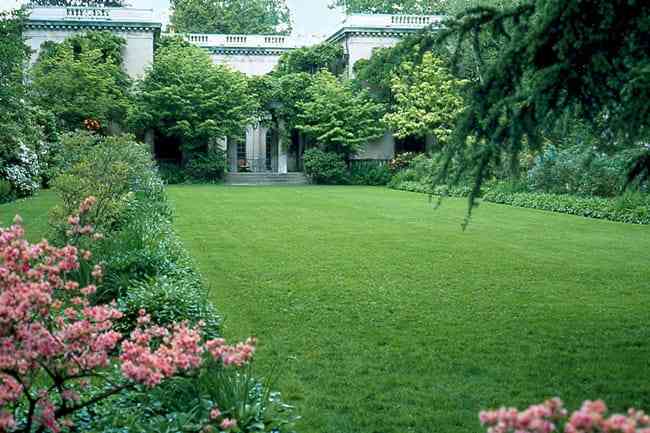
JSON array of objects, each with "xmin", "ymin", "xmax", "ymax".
[{"xmin": 225, "ymin": 172, "xmax": 309, "ymax": 186}]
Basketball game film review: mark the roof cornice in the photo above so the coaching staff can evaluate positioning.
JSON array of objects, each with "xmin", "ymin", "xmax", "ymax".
[
  {"xmin": 326, "ymin": 26, "xmax": 432, "ymax": 44},
  {"xmin": 207, "ymin": 46, "xmax": 293, "ymax": 56},
  {"xmin": 25, "ymin": 20, "xmax": 161, "ymax": 32}
]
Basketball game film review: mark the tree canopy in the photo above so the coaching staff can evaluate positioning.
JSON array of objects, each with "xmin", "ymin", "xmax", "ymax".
[
  {"xmin": 432, "ymin": 0, "xmax": 650, "ymax": 218},
  {"xmin": 0, "ymin": 10, "xmax": 53, "ymax": 196},
  {"xmin": 297, "ymin": 71, "xmax": 386, "ymax": 159},
  {"xmin": 276, "ymin": 42, "xmax": 346, "ymax": 76},
  {"xmin": 130, "ymin": 37, "xmax": 258, "ymax": 160},
  {"xmin": 384, "ymin": 52, "xmax": 467, "ymax": 146},
  {"xmin": 0, "ymin": 9, "xmax": 29, "ymax": 123},
  {"xmin": 170, "ymin": 0, "xmax": 292, "ymax": 34},
  {"xmin": 30, "ymin": 31, "xmax": 132, "ymax": 132}
]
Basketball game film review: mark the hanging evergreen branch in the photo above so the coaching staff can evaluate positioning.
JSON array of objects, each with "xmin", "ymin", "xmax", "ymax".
[{"xmin": 432, "ymin": 0, "xmax": 650, "ymax": 223}]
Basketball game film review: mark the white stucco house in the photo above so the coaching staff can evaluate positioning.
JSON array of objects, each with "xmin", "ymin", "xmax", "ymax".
[{"xmin": 23, "ymin": 5, "xmax": 442, "ymax": 174}]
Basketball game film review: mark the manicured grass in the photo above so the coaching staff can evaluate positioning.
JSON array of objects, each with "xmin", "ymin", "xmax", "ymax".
[
  {"xmin": 167, "ymin": 185, "xmax": 650, "ymax": 433},
  {"xmin": 0, "ymin": 190, "xmax": 58, "ymax": 241}
]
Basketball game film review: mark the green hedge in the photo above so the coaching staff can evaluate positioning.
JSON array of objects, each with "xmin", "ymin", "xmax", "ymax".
[
  {"xmin": 483, "ymin": 190, "xmax": 650, "ymax": 224},
  {"xmin": 390, "ymin": 180, "xmax": 473, "ymax": 198},
  {"xmin": 49, "ymin": 133, "xmax": 222, "ymax": 336}
]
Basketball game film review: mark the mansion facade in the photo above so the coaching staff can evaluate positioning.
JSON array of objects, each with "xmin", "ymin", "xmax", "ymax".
[{"xmin": 24, "ymin": 6, "xmax": 442, "ymax": 173}]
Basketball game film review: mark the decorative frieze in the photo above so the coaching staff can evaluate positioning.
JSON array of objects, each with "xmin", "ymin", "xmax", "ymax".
[
  {"xmin": 25, "ymin": 21, "xmax": 160, "ymax": 32},
  {"xmin": 25, "ymin": 6, "xmax": 160, "ymax": 33}
]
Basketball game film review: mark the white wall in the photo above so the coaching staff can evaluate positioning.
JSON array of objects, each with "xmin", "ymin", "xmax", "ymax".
[
  {"xmin": 343, "ymin": 35, "xmax": 402, "ymax": 78},
  {"xmin": 24, "ymin": 28, "xmax": 155, "ymax": 79},
  {"xmin": 210, "ymin": 53, "xmax": 284, "ymax": 76},
  {"xmin": 121, "ymin": 31, "xmax": 155, "ymax": 79},
  {"xmin": 355, "ymin": 131, "xmax": 395, "ymax": 160}
]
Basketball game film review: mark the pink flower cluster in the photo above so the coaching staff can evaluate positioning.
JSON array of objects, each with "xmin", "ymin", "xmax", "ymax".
[
  {"xmin": 0, "ymin": 215, "xmax": 121, "ymax": 431},
  {"xmin": 566, "ymin": 401, "xmax": 650, "ymax": 433},
  {"xmin": 206, "ymin": 336, "xmax": 257, "ymax": 367},
  {"xmin": 66, "ymin": 196, "xmax": 99, "ymax": 238},
  {"xmin": 480, "ymin": 399, "xmax": 650, "ymax": 433},
  {"xmin": 0, "ymin": 205, "xmax": 259, "ymax": 432},
  {"xmin": 206, "ymin": 406, "xmax": 238, "ymax": 431},
  {"xmin": 480, "ymin": 398, "xmax": 567, "ymax": 433},
  {"xmin": 121, "ymin": 311, "xmax": 204, "ymax": 387}
]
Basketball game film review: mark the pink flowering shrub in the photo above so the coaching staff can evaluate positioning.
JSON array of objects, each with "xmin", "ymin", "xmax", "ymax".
[
  {"xmin": 480, "ymin": 398, "xmax": 650, "ymax": 433},
  {"xmin": 0, "ymin": 200, "xmax": 257, "ymax": 433}
]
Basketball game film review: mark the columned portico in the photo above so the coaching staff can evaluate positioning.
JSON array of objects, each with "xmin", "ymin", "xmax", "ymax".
[
  {"xmin": 226, "ymin": 126, "xmax": 288, "ymax": 173},
  {"xmin": 23, "ymin": 7, "xmax": 442, "ymax": 172}
]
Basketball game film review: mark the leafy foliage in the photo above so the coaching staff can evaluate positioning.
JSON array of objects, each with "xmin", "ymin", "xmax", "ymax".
[
  {"xmin": 0, "ymin": 208, "xmax": 261, "ymax": 432},
  {"xmin": 303, "ymin": 148, "xmax": 347, "ymax": 184},
  {"xmin": 0, "ymin": 180, "xmax": 14, "ymax": 204},
  {"xmin": 84, "ymin": 360, "xmax": 298, "ymax": 433},
  {"xmin": 276, "ymin": 42, "xmax": 345, "ymax": 76},
  {"xmin": 527, "ymin": 146, "xmax": 647, "ymax": 198},
  {"xmin": 297, "ymin": 71, "xmax": 386, "ymax": 159},
  {"xmin": 0, "ymin": 10, "xmax": 51, "ymax": 199},
  {"xmin": 264, "ymin": 73, "xmax": 313, "ymax": 134},
  {"xmin": 131, "ymin": 37, "xmax": 257, "ymax": 161},
  {"xmin": 483, "ymin": 189, "xmax": 650, "ymax": 225},
  {"xmin": 170, "ymin": 0, "xmax": 292, "ymax": 34},
  {"xmin": 348, "ymin": 160, "xmax": 392, "ymax": 185},
  {"xmin": 30, "ymin": 31, "xmax": 132, "ymax": 132},
  {"xmin": 50, "ymin": 134, "xmax": 160, "ymax": 236},
  {"xmin": 433, "ymin": 0, "xmax": 650, "ymax": 217},
  {"xmin": 384, "ymin": 52, "xmax": 467, "ymax": 145},
  {"xmin": 157, "ymin": 162, "xmax": 189, "ymax": 185},
  {"xmin": 117, "ymin": 273, "xmax": 221, "ymax": 338},
  {"xmin": 185, "ymin": 148, "xmax": 228, "ymax": 182}
]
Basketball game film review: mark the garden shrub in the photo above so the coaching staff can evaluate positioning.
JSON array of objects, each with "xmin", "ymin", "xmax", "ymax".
[
  {"xmin": 158, "ymin": 161, "xmax": 188, "ymax": 185},
  {"xmin": 50, "ymin": 133, "xmax": 162, "ymax": 236},
  {"xmin": 348, "ymin": 160, "xmax": 392, "ymax": 185},
  {"xmin": 185, "ymin": 147, "xmax": 227, "ymax": 182},
  {"xmin": 389, "ymin": 180, "xmax": 474, "ymax": 198},
  {"xmin": 55, "ymin": 130, "xmax": 101, "ymax": 175},
  {"xmin": 0, "ymin": 179, "xmax": 15, "ymax": 204},
  {"xmin": 388, "ymin": 151, "xmax": 419, "ymax": 172},
  {"xmin": 483, "ymin": 189, "xmax": 650, "ymax": 224},
  {"xmin": 527, "ymin": 145, "xmax": 645, "ymax": 197},
  {"xmin": 49, "ymin": 131, "xmax": 221, "ymax": 337},
  {"xmin": 0, "ymin": 214, "xmax": 261, "ymax": 433},
  {"xmin": 1, "ymin": 141, "xmax": 42, "ymax": 198},
  {"xmin": 90, "ymin": 198, "xmax": 178, "ymax": 303},
  {"xmin": 387, "ymin": 153, "xmax": 476, "ymax": 197},
  {"xmin": 303, "ymin": 148, "xmax": 347, "ymax": 184},
  {"xmin": 117, "ymin": 272, "xmax": 221, "ymax": 338},
  {"xmin": 388, "ymin": 154, "xmax": 439, "ymax": 190},
  {"xmin": 83, "ymin": 359, "xmax": 298, "ymax": 433}
]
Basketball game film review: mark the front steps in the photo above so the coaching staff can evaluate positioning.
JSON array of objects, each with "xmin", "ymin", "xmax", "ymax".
[{"xmin": 225, "ymin": 172, "xmax": 309, "ymax": 186}]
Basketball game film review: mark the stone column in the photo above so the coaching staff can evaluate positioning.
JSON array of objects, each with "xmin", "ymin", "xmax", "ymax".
[
  {"xmin": 277, "ymin": 120, "xmax": 288, "ymax": 174},
  {"xmin": 144, "ymin": 129, "xmax": 155, "ymax": 155}
]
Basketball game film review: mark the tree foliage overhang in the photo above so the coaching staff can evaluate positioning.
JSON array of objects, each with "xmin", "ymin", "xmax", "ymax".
[{"xmin": 433, "ymin": 0, "xmax": 650, "ymax": 223}]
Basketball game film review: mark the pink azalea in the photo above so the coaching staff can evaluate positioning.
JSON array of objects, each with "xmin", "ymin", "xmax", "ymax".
[
  {"xmin": 220, "ymin": 418, "xmax": 237, "ymax": 430},
  {"xmin": 0, "ymin": 203, "xmax": 258, "ymax": 431}
]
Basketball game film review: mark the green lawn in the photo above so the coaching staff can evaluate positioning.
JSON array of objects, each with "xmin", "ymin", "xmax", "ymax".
[
  {"xmin": 3, "ymin": 186, "xmax": 649, "ymax": 433},
  {"xmin": 0, "ymin": 190, "xmax": 58, "ymax": 241},
  {"xmin": 167, "ymin": 185, "xmax": 650, "ymax": 433}
]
